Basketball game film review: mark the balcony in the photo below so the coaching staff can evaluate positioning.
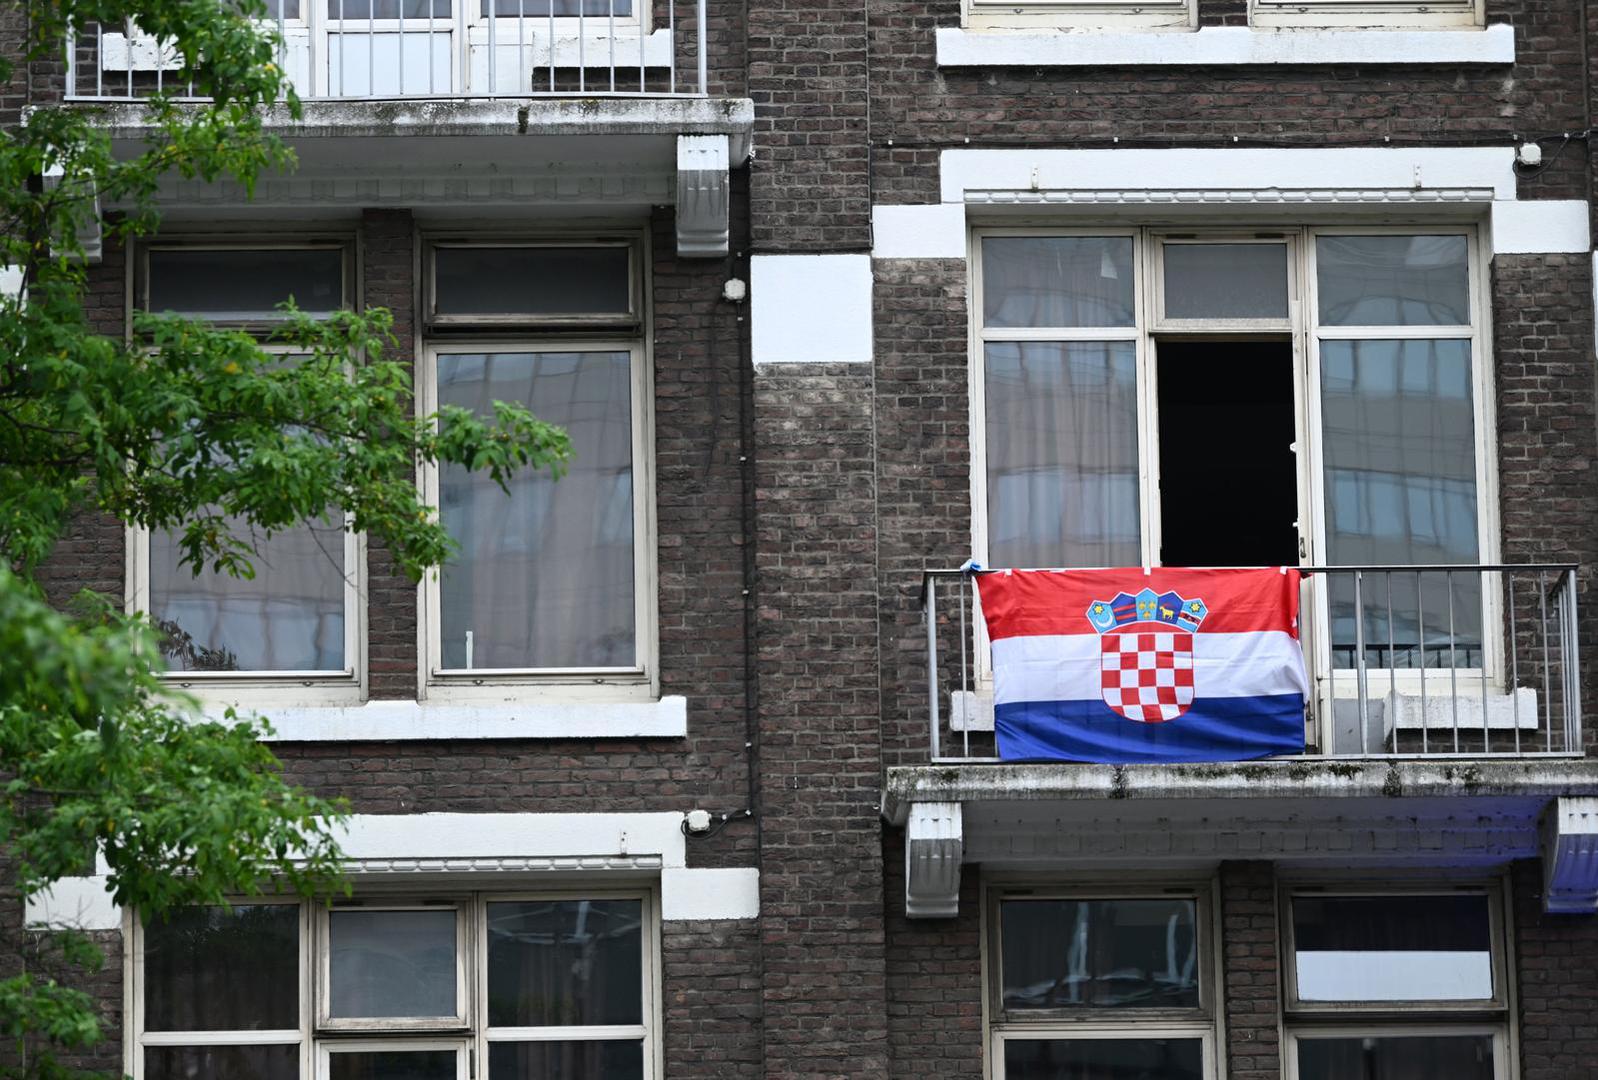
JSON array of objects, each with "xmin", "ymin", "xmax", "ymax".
[
  {"xmin": 64, "ymin": 3, "xmax": 750, "ymax": 259},
  {"xmin": 919, "ymin": 564, "xmax": 1583, "ymax": 763},
  {"xmin": 67, "ymin": 0, "xmax": 712, "ymax": 101},
  {"xmin": 885, "ymin": 566, "xmax": 1598, "ymax": 920}
]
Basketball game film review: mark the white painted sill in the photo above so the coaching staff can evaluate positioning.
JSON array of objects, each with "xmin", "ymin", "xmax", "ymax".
[
  {"xmin": 201, "ymin": 695, "xmax": 689, "ymax": 740},
  {"xmin": 935, "ymin": 24, "xmax": 1515, "ymax": 67}
]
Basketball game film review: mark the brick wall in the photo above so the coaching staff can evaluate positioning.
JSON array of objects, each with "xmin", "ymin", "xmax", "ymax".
[
  {"xmin": 1221, "ymin": 861, "xmax": 1283, "ymax": 1080},
  {"xmin": 868, "ymin": 0, "xmax": 1591, "ymax": 205},
  {"xmin": 752, "ymin": 363, "xmax": 889, "ymax": 1077},
  {"xmin": 1512, "ymin": 857, "xmax": 1598, "ymax": 1079}
]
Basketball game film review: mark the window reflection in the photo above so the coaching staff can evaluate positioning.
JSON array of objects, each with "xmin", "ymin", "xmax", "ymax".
[{"xmin": 1000, "ymin": 898, "xmax": 1199, "ymax": 1010}]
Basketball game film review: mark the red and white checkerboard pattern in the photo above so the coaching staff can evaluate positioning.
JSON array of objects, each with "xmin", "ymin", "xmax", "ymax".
[{"xmin": 1099, "ymin": 629, "xmax": 1196, "ymax": 723}]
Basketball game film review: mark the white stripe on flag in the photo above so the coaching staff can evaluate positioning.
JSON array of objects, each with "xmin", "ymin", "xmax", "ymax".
[{"xmin": 990, "ymin": 631, "xmax": 1308, "ymax": 706}]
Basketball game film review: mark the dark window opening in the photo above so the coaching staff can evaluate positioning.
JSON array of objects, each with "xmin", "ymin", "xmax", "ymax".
[{"xmin": 1157, "ymin": 340, "xmax": 1298, "ymax": 569}]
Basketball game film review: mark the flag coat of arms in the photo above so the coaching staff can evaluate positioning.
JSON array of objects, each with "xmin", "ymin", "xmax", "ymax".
[{"xmin": 975, "ymin": 567, "xmax": 1309, "ymax": 764}]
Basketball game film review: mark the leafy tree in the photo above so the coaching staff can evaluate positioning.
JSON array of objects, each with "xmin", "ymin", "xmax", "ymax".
[{"xmin": 0, "ymin": 0, "xmax": 571, "ymax": 1074}]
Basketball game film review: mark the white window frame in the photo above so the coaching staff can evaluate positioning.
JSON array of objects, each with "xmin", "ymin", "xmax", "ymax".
[
  {"xmin": 127, "ymin": 898, "xmax": 313, "ymax": 1080},
  {"xmin": 983, "ymin": 878, "xmax": 1223, "ymax": 1080},
  {"xmin": 963, "ymin": 0, "xmax": 1195, "ymax": 33},
  {"xmin": 1280, "ymin": 878, "xmax": 1514, "ymax": 1080},
  {"xmin": 128, "ymin": 888, "xmax": 662, "ymax": 1080},
  {"xmin": 967, "ymin": 224, "xmax": 1501, "ymax": 747},
  {"xmin": 318, "ymin": 1038, "xmax": 471, "ymax": 1080},
  {"xmin": 1249, "ymin": 0, "xmax": 1484, "ymax": 30},
  {"xmin": 137, "ymin": 242, "xmax": 352, "ymax": 326},
  {"xmin": 1279, "ymin": 882, "xmax": 1510, "ymax": 1015},
  {"xmin": 317, "ymin": 900, "xmax": 472, "ymax": 1032},
  {"xmin": 424, "ymin": 239, "xmax": 642, "ymax": 328},
  {"xmin": 418, "ymin": 338, "xmax": 657, "ymax": 701},
  {"xmin": 1284, "ymin": 1024, "xmax": 1510, "ymax": 1080},
  {"xmin": 128, "ymin": 241, "xmax": 367, "ymax": 707},
  {"xmin": 479, "ymin": 889, "xmax": 661, "ymax": 1076}
]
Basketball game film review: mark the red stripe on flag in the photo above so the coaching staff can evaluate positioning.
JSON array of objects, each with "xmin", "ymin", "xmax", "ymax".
[{"xmin": 975, "ymin": 567, "xmax": 1302, "ymax": 640}]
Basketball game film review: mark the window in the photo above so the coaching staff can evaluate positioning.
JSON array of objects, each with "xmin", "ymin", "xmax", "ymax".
[
  {"xmin": 129, "ymin": 243, "xmax": 362, "ymax": 702},
  {"xmin": 419, "ymin": 240, "xmax": 655, "ymax": 700},
  {"xmin": 985, "ymin": 882, "xmax": 1219, "ymax": 1080},
  {"xmin": 1249, "ymin": 0, "xmax": 1483, "ymax": 29},
  {"xmin": 131, "ymin": 891, "xmax": 659, "ymax": 1080},
  {"xmin": 963, "ymin": 0, "xmax": 1194, "ymax": 32},
  {"xmin": 1281, "ymin": 884, "xmax": 1511, "ymax": 1080},
  {"xmin": 970, "ymin": 226, "xmax": 1496, "ymax": 739}
]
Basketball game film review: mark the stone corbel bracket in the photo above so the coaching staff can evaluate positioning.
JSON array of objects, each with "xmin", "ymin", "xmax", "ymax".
[
  {"xmin": 905, "ymin": 801, "xmax": 963, "ymax": 919},
  {"xmin": 1543, "ymin": 796, "xmax": 1598, "ymax": 914},
  {"xmin": 676, "ymin": 134, "xmax": 730, "ymax": 259}
]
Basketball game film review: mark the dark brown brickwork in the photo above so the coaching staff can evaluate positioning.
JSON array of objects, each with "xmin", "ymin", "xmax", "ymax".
[
  {"xmin": 1221, "ymin": 861, "xmax": 1282, "ymax": 1080},
  {"xmin": 883, "ymin": 837, "xmax": 983, "ymax": 1079},
  {"xmin": 868, "ymin": 1, "xmax": 1592, "ymax": 206},
  {"xmin": 752, "ymin": 363, "xmax": 889, "ymax": 1077},
  {"xmin": 662, "ymin": 919, "xmax": 764, "ymax": 1078},
  {"xmin": 1512, "ymin": 858, "xmax": 1598, "ymax": 1080}
]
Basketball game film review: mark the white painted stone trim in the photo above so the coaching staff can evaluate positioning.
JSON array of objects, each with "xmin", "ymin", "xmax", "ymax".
[
  {"xmin": 25, "ymin": 876, "xmax": 121, "ymax": 931},
  {"xmin": 938, "ymin": 147, "xmax": 1518, "ymax": 204},
  {"xmin": 751, "ymin": 253, "xmax": 874, "ymax": 364},
  {"xmin": 1542, "ymin": 797, "xmax": 1598, "ymax": 914},
  {"xmin": 1489, "ymin": 200, "xmax": 1591, "ymax": 255},
  {"xmin": 872, "ymin": 203, "xmax": 967, "ymax": 259},
  {"xmin": 661, "ymin": 867, "xmax": 761, "ymax": 920},
  {"xmin": 934, "ymin": 24, "xmax": 1515, "ymax": 68},
  {"xmin": 204, "ymin": 696, "xmax": 689, "ymax": 741},
  {"xmin": 29, "ymin": 812, "xmax": 760, "ymax": 927}
]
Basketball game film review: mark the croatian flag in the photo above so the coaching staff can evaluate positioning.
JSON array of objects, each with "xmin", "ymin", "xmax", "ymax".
[{"xmin": 975, "ymin": 567, "xmax": 1309, "ymax": 764}]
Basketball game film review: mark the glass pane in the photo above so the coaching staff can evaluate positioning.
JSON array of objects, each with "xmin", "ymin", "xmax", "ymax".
[
  {"xmin": 144, "ymin": 905, "xmax": 299, "ymax": 1032},
  {"xmin": 1293, "ymin": 894, "xmax": 1493, "ymax": 1002},
  {"xmin": 434, "ymin": 247, "xmax": 631, "ymax": 317},
  {"xmin": 1000, "ymin": 898, "xmax": 1199, "ymax": 1010},
  {"xmin": 1321, "ymin": 339, "xmax": 1480, "ymax": 669},
  {"xmin": 488, "ymin": 1040, "xmax": 643, "ymax": 1080},
  {"xmin": 487, "ymin": 899, "xmax": 643, "ymax": 1026},
  {"xmin": 438, "ymin": 352, "xmax": 635, "ymax": 670},
  {"xmin": 329, "ymin": 910, "xmax": 457, "ymax": 1018},
  {"xmin": 327, "ymin": 0, "xmax": 450, "ymax": 17},
  {"xmin": 1003, "ymin": 1038, "xmax": 1204, "ymax": 1080},
  {"xmin": 149, "ymin": 516, "xmax": 346, "ymax": 672},
  {"xmin": 481, "ymin": 0, "xmax": 631, "ymax": 15},
  {"xmin": 147, "ymin": 249, "xmax": 343, "ymax": 320},
  {"xmin": 329, "ymin": 1050, "xmax": 458, "ymax": 1080},
  {"xmin": 1163, "ymin": 243, "xmax": 1289, "ymax": 320},
  {"xmin": 145, "ymin": 1044, "xmax": 299, "ymax": 1080},
  {"xmin": 982, "ymin": 237, "xmax": 1135, "ymax": 328},
  {"xmin": 1317, "ymin": 235, "xmax": 1470, "ymax": 326},
  {"xmin": 1297, "ymin": 1034, "xmax": 1495, "ymax": 1080},
  {"xmin": 985, "ymin": 341, "xmax": 1140, "ymax": 569}
]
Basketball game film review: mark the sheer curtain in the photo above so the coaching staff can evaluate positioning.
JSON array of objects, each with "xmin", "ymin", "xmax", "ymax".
[{"xmin": 438, "ymin": 351, "xmax": 635, "ymax": 670}]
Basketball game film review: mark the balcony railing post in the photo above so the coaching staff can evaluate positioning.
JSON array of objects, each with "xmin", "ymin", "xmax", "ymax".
[
  {"xmin": 695, "ymin": 0, "xmax": 706, "ymax": 93},
  {"xmin": 959, "ymin": 574, "xmax": 969, "ymax": 760},
  {"xmin": 1563, "ymin": 569, "xmax": 1581, "ymax": 752},
  {"xmin": 925, "ymin": 575, "xmax": 940, "ymax": 762},
  {"xmin": 1540, "ymin": 571, "xmax": 1552, "ymax": 754},
  {"xmin": 1509, "ymin": 572, "xmax": 1521, "ymax": 756},
  {"xmin": 1353, "ymin": 570, "xmax": 1368, "ymax": 755},
  {"xmin": 1447, "ymin": 569, "xmax": 1460, "ymax": 753}
]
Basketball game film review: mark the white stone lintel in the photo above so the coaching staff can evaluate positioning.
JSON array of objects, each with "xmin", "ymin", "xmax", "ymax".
[
  {"xmin": 207, "ymin": 696, "xmax": 688, "ymax": 741},
  {"xmin": 935, "ymin": 24, "xmax": 1515, "ymax": 69},
  {"xmin": 1489, "ymin": 200, "xmax": 1591, "ymax": 256},
  {"xmin": 872, "ymin": 203, "xmax": 967, "ymax": 260}
]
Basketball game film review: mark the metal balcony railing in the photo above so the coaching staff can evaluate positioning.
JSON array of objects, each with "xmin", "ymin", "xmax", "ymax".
[
  {"xmin": 66, "ymin": 0, "xmax": 708, "ymax": 102},
  {"xmin": 923, "ymin": 565, "xmax": 1582, "ymax": 764}
]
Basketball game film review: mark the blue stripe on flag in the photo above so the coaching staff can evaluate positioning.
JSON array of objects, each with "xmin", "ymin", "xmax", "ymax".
[{"xmin": 994, "ymin": 695, "xmax": 1307, "ymax": 764}]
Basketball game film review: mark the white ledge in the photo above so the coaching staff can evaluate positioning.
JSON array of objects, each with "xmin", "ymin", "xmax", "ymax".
[
  {"xmin": 205, "ymin": 696, "xmax": 689, "ymax": 741},
  {"xmin": 935, "ymin": 24, "xmax": 1515, "ymax": 68}
]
